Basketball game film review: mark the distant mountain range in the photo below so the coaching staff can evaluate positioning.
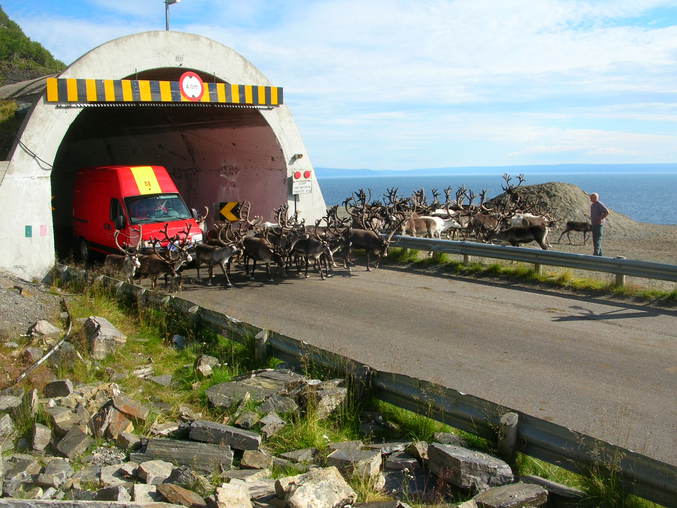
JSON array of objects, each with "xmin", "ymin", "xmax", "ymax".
[{"xmin": 315, "ymin": 163, "xmax": 677, "ymax": 178}]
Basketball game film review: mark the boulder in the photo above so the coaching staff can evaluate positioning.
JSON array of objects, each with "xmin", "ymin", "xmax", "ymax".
[
  {"xmin": 434, "ymin": 431, "xmax": 468, "ymax": 447},
  {"xmin": 206, "ymin": 381, "xmax": 274, "ymax": 408},
  {"xmin": 260, "ymin": 394, "xmax": 299, "ymax": 415},
  {"xmin": 195, "ymin": 355, "xmax": 219, "ymax": 378},
  {"xmin": 303, "ymin": 383, "xmax": 348, "ymax": 419},
  {"xmin": 130, "ymin": 438, "xmax": 233, "ymax": 473},
  {"xmin": 29, "ymin": 320, "xmax": 62, "ymax": 337},
  {"xmin": 364, "ymin": 442, "xmax": 409, "ymax": 455},
  {"xmin": 189, "ymin": 419, "xmax": 261, "ymax": 450},
  {"xmin": 46, "ymin": 406, "xmax": 80, "ymax": 436},
  {"xmin": 116, "ymin": 431, "xmax": 141, "ymax": 450},
  {"xmin": 280, "ymin": 448, "xmax": 318, "ymax": 464},
  {"xmin": 133, "ymin": 483, "xmax": 162, "ymax": 503},
  {"xmin": 0, "ymin": 395, "xmax": 22, "ymax": 413},
  {"xmin": 234, "ymin": 411, "xmax": 260, "ymax": 429},
  {"xmin": 32, "ymin": 422, "xmax": 51, "ymax": 452},
  {"xmin": 112, "ymin": 395, "xmax": 150, "ymax": 421},
  {"xmin": 0, "ymin": 414, "xmax": 16, "ymax": 449},
  {"xmin": 384, "ymin": 452, "xmax": 420, "ymax": 471},
  {"xmin": 36, "ymin": 458, "xmax": 74, "ymax": 488},
  {"xmin": 137, "ymin": 459, "xmax": 174, "ymax": 485},
  {"xmin": 43, "ymin": 379, "xmax": 74, "ymax": 398},
  {"xmin": 216, "ymin": 479, "xmax": 253, "ymax": 507},
  {"xmin": 157, "ymin": 483, "xmax": 207, "ymax": 507},
  {"xmin": 56, "ymin": 426, "xmax": 92, "ymax": 460},
  {"xmin": 100, "ymin": 463, "xmax": 135, "ymax": 487},
  {"xmin": 473, "ymin": 482, "xmax": 548, "ymax": 507},
  {"xmin": 428, "ymin": 444, "xmax": 514, "ymax": 491},
  {"xmin": 520, "ymin": 474, "xmax": 586, "ymax": 505},
  {"xmin": 404, "ymin": 441, "xmax": 428, "ymax": 461},
  {"xmin": 85, "ymin": 316, "xmax": 126, "ymax": 360},
  {"xmin": 275, "ymin": 466, "xmax": 357, "ymax": 508},
  {"xmin": 327, "ymin": 447, "xmax": 382, "ymax": 480},
  {"xmin": 241, "ymin": 449, "xmax": 274, "ymax": 470},
  {"xmin": 94, "ymin": 485, "xmax": 132, "ymax": 502},
  {"xmin": 260, "ymin": 411, "xmax": 286, "ymax": 437}
]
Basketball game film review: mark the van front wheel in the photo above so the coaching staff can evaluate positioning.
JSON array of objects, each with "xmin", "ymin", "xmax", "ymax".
[{"xmin": 77, "ymin": 238, "xmax": 91, "ymax": 262}]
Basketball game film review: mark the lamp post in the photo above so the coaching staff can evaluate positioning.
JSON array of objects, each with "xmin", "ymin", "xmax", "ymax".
[{"xmin": 165, "ymin": 0, "xmax": 181, "ymax": 31}]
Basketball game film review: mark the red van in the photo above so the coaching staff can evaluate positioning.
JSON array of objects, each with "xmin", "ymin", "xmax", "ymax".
[{"xmin": 72, "ymin": 165, "xmax": 203, "ymax": 260}]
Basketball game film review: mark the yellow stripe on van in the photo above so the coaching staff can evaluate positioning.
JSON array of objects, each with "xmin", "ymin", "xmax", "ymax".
[{"xmin": 130, "ymin": 166, "xmax": 162, "ymax": 195}]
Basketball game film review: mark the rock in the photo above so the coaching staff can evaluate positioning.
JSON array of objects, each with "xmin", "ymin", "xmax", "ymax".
[
  {"xmin": 95, "ymin": 484, "xmax": 132, "ymax": 501},
  {"xmin": 149, "ymin": 374, "xmax": 173, "ymax": 386},
  {"xmin": 275, "ymin": 466, "xmax": 357, "ymax": 508},
  {"xmin": 520, "ymin": 474, "xmax": 586, "ymax": 504},
  {"xmin": 130, "ymin": 438, "xmax": 233, "ymax": 473},
  {"xmin": 235, "ymin": 411, "xmax": 260, "ymax": 429},
  {"xmin": 46, "ymin": 406, "xmax": 79, "ymax": 436},
  {"xmin": 112, "ymin": 395, "xmax": 150, "ymax": 421},
  {"xmin": 23, "ymin": 347, "xmax": 44, "ymax": 363},
  {"xmin": 428, "ymin": 443, "xmax": 514, "ymax": 491},
  {"xmin": 171, "ymin": 334, "xmax": 187, "ymax": 350},
  {"xmin": 259, "ymin": 411, "xmax": 286, "ymax": 437},
  {"xmin": 70, "ymin": 465, "xmax": 102, "ymax": 486},
  {"xmin": 91, "ymin": 404, "xmax": 133, "ymax": 439},
  {"xmin": 206, "ymin": 381, "xmax": 274, "ymax": 408},
  {"xmin": 85, "ymin": 316, "xmax": 126, "ymax": 360},
  {"xmin": 134, "ymin": 483, "xmax": 162, "ymax": 503},
  {"xmin": 56, "ymin": 426, "xmax": 92, "ymax": 460},
  {"xmin": 32, "ymin": 423, "xmax": 52, "ymax": 451},
  {"xmin": 116, "ymin": 431, "xmax": 141, "ymax": 450},
  {"xmin": 364, "ymin": 442, "xmax": 408, "ymax": 455},
  {"xmin": 36, "ymin": 457, "xmax": 74, "ymax": 488},
  {"xmin": 189, "ymin": 419, "xmax": 261, "ymax": 451},
  {"xmin": 47, "ymin": 341, "xmax": 80, "ymax": 369},
  {"xmin": 0, "ymin": 395, "xmax": 22, "ymax": 412},
  {"xmin": 328, "ymin": 440, "xmax": 363, "ymax": 451},
  {"xmin": 382, "ymin": 469, "xmax": 429, "ymax": 500},
  {"xmin": 137, "ymin": 459, "xmax": 175, "ymax": 485},
  {"xmin": 473, "ymin": 482, "xmax": 548, "ymax": 507},
  {"xmin": 280, "ymin": 448, "xmax": 318, "ymax": 464},
  {"xmin": 0, "ymin": 414, "xmax": 16, "ymax": 447},
  {"xmin": 195, "ymin": 355, "xmax": 219, "ymax": 378},
  {"xmin": 404, "ymin": 441, "xmax": 428, "ymax": 461},
  {"xmin": 29, "ymin": 320, "xmax": 62, "ymax": 337},
  {"xmin": 241, "ymin": 449, "xmax": 274, "ymax": 469},
  {"xmin": 434, "ymin": 431, "xmax": 468, "ymax": 447},
  {"xmin": 88, "ymin": 446, "xmax": 127, "ymax": 467},
  {"xmin": 303, "ymin": 384, "xmax": 348, "ymax": 419},
  {"xmin": 384, "ymin": 451, "xmax": 420, "ymax": 471},
  {"xmin": 100, "ymin": 463, "xmax": 135, "ymax": 487},
  {"xmin": 150, "ymin": 421, "xmax": 181, "ymax": 437},
  {"xmin": 260, "ymin": 394, "xmax": 299, "ymax": 414},
  {"xmin": 157, "ymin": 483, "xmax": 207, "ymax": 507},
  {"xmin": 216, "ymin": 479, "xmax": 253, "ymax": 508},
  {"xmin": 222, "ymin": 468, "xmax": 272, "ymax": 482},
  {"xmin": 327, "ymin": 447, "xmax": 382, "ymax": 480},
  {"xmin": 164, "ymin": 465, "xmax": 199, "ymax": 487}
]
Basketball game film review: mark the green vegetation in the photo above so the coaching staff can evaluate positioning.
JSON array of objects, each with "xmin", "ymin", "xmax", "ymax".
[
  {"xmin": 386, "ymin": 247, "xmax": 677, "ymax": 304},
  {"xmin": 0, "ymin": 6, "xmax": 66, "ymax": 86}
]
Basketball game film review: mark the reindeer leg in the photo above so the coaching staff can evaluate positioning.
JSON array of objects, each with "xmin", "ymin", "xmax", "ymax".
[
  {"xmin": 250, "ymin": 259, "xmax": 256, "ymax": 280},
  {"xmin": 207, "ymin": 264, "xmax": 214, "ymax": 286},
  {"xmin": 305, "ymin": 256, "xmax": 310, "ymax": 278},
  {"xmin": 224, "ymin": 258, "xmax": 233, "ymax": 287}
]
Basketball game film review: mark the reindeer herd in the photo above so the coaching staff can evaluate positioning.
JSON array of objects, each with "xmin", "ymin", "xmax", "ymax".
[{"xmin": 100, "ymin": 174, "xmax": 593, "ymax": 291}]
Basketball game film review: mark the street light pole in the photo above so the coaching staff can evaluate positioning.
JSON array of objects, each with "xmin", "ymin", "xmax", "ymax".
[{"xmin": 165, "ymin": 0, "xmax": 181, "ymax": 31}]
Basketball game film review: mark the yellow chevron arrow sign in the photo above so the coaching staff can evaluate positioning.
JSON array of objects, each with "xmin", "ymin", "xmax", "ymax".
[{"xmin": 219, "ymin": 201, "xmax": 241, "ymax": 222}]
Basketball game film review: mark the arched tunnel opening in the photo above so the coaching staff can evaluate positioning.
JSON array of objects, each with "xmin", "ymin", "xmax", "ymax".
[{"xmin": 51, "ymin": 69, "xmax": 287, "ymax": 258}]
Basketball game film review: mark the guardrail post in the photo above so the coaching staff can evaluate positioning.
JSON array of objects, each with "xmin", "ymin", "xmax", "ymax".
[
  {"xmin": 463, "ymin": 254, "xmax": 470, "ymax": 265},
  {"xmin": 498, "ymin": 412, "xmax": 519, "ymax": 464},
  {"xmin": 254, "ymin": 329, "xmax": 270, "ymax": 363},
  {"xmin": 614, "ymin": 256, "xmax": 626, "ymax": 287},
  {"xmin": 533, "ymin": 263, "xmax": 543, "ymax": 276}
]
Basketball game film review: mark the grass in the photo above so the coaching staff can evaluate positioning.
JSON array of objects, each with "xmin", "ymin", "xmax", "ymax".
[{"xmin": 385, "ymin": 247, "xmax": 677, "ymax": 304}]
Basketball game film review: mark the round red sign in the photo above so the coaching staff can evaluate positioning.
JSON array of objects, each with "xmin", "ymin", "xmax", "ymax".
[
  {"xmin": 293, "ymin": 171, "xmax": 302, "ymax": 179},
  {"xmin": 303, "ymin": 170, "xmax": 312, "ymax": 179},
  {"xmin": 179, "ymin": 71, "xmax": 204, "ymax": 102}
]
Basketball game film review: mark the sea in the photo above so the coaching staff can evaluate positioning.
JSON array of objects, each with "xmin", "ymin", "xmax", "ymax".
[{"xmin": 317, "ymin": 173, "xmax": 677, "ymax": 225}]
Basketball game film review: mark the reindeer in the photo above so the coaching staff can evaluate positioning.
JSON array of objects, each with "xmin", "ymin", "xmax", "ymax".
[
  {"xmin": 136, "ymin": 225, "xmax": 193, "ymax": 291},
  {"xmin": 288, "ymin": 220, "xmax": 337, "ymax": 280},
  {"xmin": 342, "ymin": 213, "xmax": 410, "ymax": 271},
  {"xmin": 558, "ymin": 221, "xmax": 592, "ymax": 245},
  {"xmin": 193, "ymin": 222, "xmax": 242, "ymax": 287},
  {"xmin": 102, "ymin": 230, "xmax": 141, "ymax": 283}
]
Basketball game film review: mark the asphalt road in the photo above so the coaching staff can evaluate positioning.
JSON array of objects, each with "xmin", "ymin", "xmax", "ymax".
[{"xmin": 176, "ymin": 263, "xmax": 677, "ymax": 466}]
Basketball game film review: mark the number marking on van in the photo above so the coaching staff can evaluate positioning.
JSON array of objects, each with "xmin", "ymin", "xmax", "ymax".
[{"xmin": 130, "ymin": 166, "xmax": 162, "ymax": 195}]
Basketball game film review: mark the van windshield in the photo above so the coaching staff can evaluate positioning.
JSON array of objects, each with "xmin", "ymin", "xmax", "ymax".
[{"xmin": 125, "ymin": 194, "xmax": 192, "ymax": 225}]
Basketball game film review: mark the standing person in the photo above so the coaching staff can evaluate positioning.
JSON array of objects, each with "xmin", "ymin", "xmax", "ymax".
[{"xmin": 589, "ymin": 192, "xmax": 609, "ymax": 256}]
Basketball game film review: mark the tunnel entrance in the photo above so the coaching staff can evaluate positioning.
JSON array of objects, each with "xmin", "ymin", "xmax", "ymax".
[{"xmin": 51, "ymin": 70, "xmax": 286, "ymax": 258}]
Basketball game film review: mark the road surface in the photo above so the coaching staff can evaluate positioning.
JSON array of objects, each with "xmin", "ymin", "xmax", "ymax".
[{"xmin": 175, "ymin": 264, "xmax": 677, "ymax": 466}]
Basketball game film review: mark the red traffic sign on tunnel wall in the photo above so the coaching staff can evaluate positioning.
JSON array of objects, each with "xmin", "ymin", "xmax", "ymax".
[{"xmin": 179, "ymin": 71, "xmax": 205, "ymax": 102}]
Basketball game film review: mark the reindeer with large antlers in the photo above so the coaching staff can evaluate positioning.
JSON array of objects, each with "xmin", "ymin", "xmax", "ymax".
[
  {"xmin": 193, "ymin": 222, "xmax": 243, "ymax": 287},
  {"xmin": 136, "ymin": 224, "xmax": 193, "ymax": 291},
  {"xmin": 342, "ymin": 211, "xmax": 411, "ymax": 272},
  {"xmin": 236, "ymin": 203, "xmax": 286, "ymax": 281},
  {"xmin": 103, "ymin": 229, "xmax": 142, "ymax": 283}
]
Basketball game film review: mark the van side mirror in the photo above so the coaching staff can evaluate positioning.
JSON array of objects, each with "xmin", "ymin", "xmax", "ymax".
[{"xmin": 115, "ymin": 215, "xmax": 126, "ymax": 230}]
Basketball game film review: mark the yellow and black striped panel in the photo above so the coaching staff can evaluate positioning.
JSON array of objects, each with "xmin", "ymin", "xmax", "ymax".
[{"xmin": 45, "ymin": 77, "xmax": 283, "ymax": 106}]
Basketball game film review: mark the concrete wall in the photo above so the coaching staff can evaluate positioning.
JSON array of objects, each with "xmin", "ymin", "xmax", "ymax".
[{"xmin": 0, "ymin": 31, "xmax": 326, "ymax": 280}]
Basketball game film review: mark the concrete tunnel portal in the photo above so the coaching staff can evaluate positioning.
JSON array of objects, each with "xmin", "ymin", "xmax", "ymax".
[
  {"xmin": 52, "ymin": 69, "xmax": 288, "ymax": 257},
  {"xmin": 0, "ymin": 31, "xmax": 326, "ymax": 278}
]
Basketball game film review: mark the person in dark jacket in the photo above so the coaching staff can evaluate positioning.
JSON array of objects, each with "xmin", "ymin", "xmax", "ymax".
[{"xmin": 589, "ymin": 192, "xmax": 609, "ymax": 256}]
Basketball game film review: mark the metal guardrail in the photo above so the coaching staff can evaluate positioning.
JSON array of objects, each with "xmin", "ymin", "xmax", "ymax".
[
  {"xmin": 388, "ymin": 235, "xmax": 677, "ymax": 283},
  {"xmin": 53, "ymin": 266, "xmax": 677, "ymax": 506}
]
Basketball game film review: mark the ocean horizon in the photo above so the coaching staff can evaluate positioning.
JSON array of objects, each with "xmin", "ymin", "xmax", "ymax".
[{"xmin": 316, "ymin": 171, "xmax": 677, "ymax": 225}]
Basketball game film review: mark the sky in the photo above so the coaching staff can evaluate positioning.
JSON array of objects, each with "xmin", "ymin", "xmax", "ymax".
[{"xmin": 2, "ymin": 0, "xmax": 677, "ymax": 170}]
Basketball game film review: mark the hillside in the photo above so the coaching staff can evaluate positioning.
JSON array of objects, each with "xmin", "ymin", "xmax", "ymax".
[
  {"xmin": 486, "ymin": 181, "xmax": 639, "ymax": 234},
  {"xmin": 0, "ymin": 6, "xmax": 65, "ymax": 86}
]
